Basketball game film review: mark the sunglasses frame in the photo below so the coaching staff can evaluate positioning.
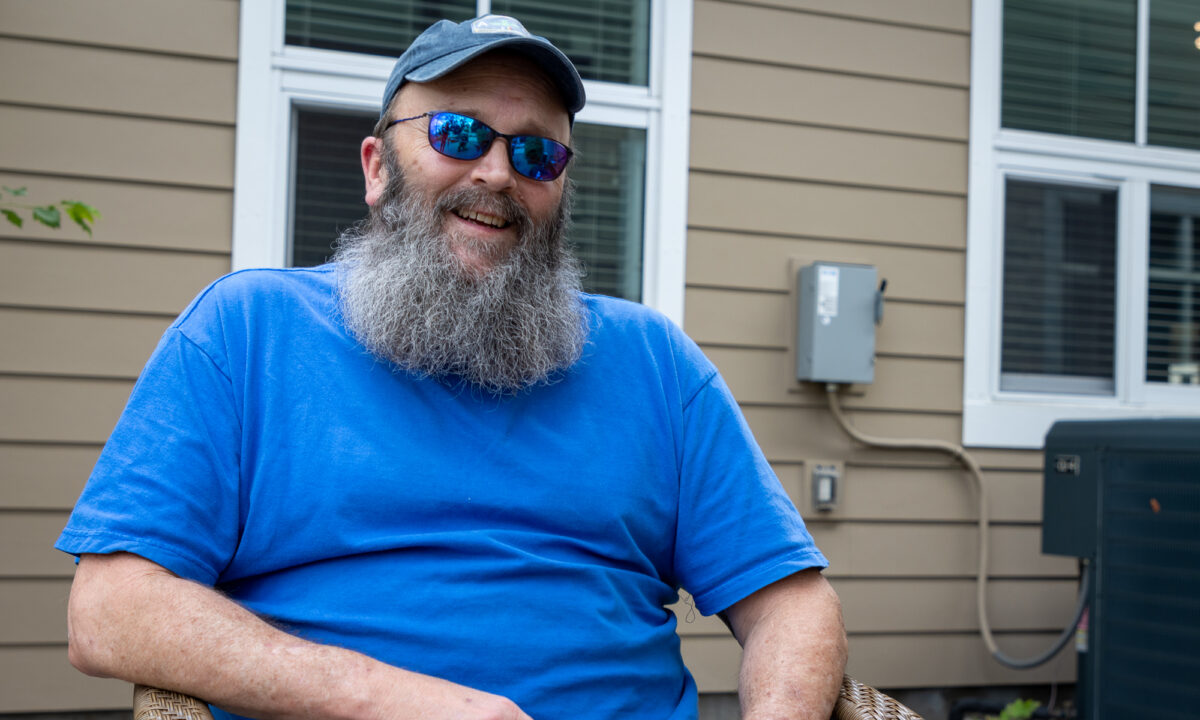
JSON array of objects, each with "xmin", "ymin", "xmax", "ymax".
[{"xmin": 386, "ymin": 111, "xmax": 573, "ymax": 182}]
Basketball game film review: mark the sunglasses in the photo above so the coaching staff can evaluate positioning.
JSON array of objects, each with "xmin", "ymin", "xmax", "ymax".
[{"xmin": 387, "ymin": 111, "xmax": 573, "ymax": 182}]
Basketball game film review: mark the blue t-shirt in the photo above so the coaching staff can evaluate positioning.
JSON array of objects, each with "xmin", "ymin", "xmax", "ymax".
[{"xmin": 57, "ymin": 265, "xmax": 827, "ymax": 720}]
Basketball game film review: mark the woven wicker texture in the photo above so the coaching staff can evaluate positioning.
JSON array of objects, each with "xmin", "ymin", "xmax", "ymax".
[
  {"xmin": 132, "ymin": 675, "xmax": 922, "ymax": 720},
  {"xmin": 834, "ymin": 675, "xmax": 924, "ymax": 720},
  {"xmin": 133, "ymin": 685, "xmax": 214, "ymax": 720}
]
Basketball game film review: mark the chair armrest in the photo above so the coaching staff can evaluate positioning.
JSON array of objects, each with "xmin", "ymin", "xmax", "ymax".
[
  {"xmin": 834, "ymin": 675, "xmax": 924, "ymax": 720},
  {"xmin": 133, "ymin": 685, "xmax": 214, "ymax": 720},
  {"xmin": 131, "ymin": 675, "xmax": 923, "ymax": 720}
]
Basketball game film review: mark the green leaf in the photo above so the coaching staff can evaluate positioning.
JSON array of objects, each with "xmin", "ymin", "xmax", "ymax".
[
  {"xmin": 62, "ymin": 201, "xmax": 100, "ymax": 236},
  {"xmin": 32, "ymin": 205, "xmax": 61, "ymax": 229},
  {"xmin": 63, "ymin": 200, "xmax": 99, "ymax": 221},
  {"xmin": 2, "ymin": 209, "xmax": 23, "ymax": 228},
  {"xmin": 998, "ymin": 699, "xmax": 1040, "ymax": 720},
  {"xmin": 2, "ymin": 186, "xmax": 28, "ymax": 197}
]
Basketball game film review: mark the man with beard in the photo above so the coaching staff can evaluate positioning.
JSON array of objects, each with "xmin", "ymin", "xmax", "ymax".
[{"xmin": 57, "ymin": 15, "xmax": 846, "ymax": 720}]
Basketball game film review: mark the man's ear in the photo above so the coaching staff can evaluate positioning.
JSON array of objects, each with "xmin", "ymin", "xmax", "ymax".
[{"xmin": 361, "ymin": 136, "xmax": 387, "ymax": 207}]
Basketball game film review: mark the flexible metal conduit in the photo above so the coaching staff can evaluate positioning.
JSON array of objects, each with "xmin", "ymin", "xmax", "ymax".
[{"xmin": 823, "ymin": 384, "xmax": 1090, "ymax": 670}]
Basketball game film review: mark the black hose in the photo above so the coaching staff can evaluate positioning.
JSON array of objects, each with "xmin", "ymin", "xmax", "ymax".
[{"xmin": 990, "ymin": 563, "xmax": 1090, "ymax": 670}]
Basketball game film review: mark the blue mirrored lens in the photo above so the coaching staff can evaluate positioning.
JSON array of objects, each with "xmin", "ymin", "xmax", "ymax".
[
  {"xmin": 428, "ymin": 113, "xmax": 490, "ymax": 160},
  {"xmin": 510, "ymin": 136, "xmax": 570, "ymax": 181},
  {"xmin": 427, "ymin": 112, "xmax": 570, "ymax": 181}
]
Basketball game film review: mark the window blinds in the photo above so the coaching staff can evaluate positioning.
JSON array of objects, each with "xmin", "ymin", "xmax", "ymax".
[
  {"xmin": 490, "ymin": 0, "xmax": 650, "ymax": 85},
  {"xmin": 286, "ymin": 0, "xmax": 476, "ymax": 57},
  {"xmin": 1147, "ymin": 0, "xmax": 1200, "ymax": 150},
  {"xmin": 1001, "ymin": 179, "xmax": 1118, "ymax": 394},
  {"xmin": 1002, "ymin": 0, "xmax": 1138, "ymax": 142},
  {"xmin": 1147, "ymin": 186, "xmax": 1200, "ymax": 384},
  {"xmin": 568, "ymin": 123, "xmax": 646, "ymax": 302},
  {"xmin": 1003, "ymin": 0, "xmax": 1200, "ymax": 151},
  {"xmin": 291, "ymin": 110, "xmax": 375, "ymax": 268},
  {"xmin": 285, "ymin": 0, "xmax": 650, "ymax": 86}
]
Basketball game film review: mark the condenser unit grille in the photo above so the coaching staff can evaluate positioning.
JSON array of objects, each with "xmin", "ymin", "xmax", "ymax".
[
  {"xmin": 1096, "ymin": 454, "xmax": 1200, "ymax": 718},
  {"xmin": 1042, "ymin": 420, "xmax": 1200, "ymax": 720}
]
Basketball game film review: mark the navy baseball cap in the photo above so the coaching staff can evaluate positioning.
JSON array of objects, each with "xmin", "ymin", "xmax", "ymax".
[{"xmin": 380, "ymin": 15, "xmax": 586, "ymax": 122}]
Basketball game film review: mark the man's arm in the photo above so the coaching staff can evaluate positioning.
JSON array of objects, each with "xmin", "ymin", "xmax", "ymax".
[
  {"xmin": 67, "ymin": 552, "xmax": 531, "ymax": 720},
  {"xmin": 723, "ymin": 568, "xmax": 848, "ymax": 720}
]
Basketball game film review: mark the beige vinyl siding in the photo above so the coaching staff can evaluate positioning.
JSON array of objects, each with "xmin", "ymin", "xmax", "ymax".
[
  {"xmin": 0, "ymin": 0, "xmax": 238, "ymax": 711},
  {"xmin": 683, "ymin": 0, "xmax": 1078, "ymax": 691}
]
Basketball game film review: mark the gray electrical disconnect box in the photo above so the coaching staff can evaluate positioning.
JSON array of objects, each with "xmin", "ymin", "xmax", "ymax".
[{"xmin": 795, "ymin": 262, "xmax": 880, "ymax": 384}]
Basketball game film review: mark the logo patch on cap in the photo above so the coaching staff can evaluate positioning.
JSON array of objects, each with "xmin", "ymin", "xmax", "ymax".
[{"xmin": 471, "ymin": 14, "xmax": 530, "ymax": 37}]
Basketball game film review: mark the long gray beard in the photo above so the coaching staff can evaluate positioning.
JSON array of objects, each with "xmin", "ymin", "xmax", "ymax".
[{"xmin": 332, "ymin": 165, "xmax": 586, "ymax": 395}]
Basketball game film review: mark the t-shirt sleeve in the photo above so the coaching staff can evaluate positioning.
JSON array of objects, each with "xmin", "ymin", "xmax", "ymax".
[
  {"xmin": 55, "ymin": 323, "xmax": 242, "ymax": 585},
  {"xmin": 672, "ymin": 368, "xmax": 828, "ymax": 616}
]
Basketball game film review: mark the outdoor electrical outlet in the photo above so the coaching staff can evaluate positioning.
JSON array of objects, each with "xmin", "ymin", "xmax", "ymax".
[{"xmin": 809, "ymin": 460, "xmax": 843, "ymax": 513}]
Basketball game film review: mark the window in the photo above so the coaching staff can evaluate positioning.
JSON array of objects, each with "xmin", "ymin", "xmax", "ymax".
[
  {"xmin": 1148, "ymin": 186, "xmax": 1200, "ymax": 384},
  {"xmin": 1000, "ymin": 180, "xmax": 1118, "ymax": 396},
  {"xmin": 233, "ymin": 0, "xmax": 690, "ymax": 316},
  {"xmin": 964, "ymin": 0, "xmax": 1200, "ymax": 447}
]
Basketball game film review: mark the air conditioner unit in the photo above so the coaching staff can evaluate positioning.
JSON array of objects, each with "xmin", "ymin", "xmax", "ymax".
[{"xmin": 1042, "ymin": 419, "xmax": 1200, "ymax": 720}]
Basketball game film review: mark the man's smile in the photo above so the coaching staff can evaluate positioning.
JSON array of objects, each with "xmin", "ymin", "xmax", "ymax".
[{"xmin": 453, "ymin": 207, "xmax": 511, "ymax": 229}]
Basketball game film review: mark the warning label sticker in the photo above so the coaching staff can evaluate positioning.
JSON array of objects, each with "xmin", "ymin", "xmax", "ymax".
[{"xmin": 818, "ymin": 266, "xmax": 839, "ymax": 326}]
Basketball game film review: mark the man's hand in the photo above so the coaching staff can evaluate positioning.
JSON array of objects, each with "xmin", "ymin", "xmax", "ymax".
[
  {"xmin": 371, "ymin": 672, "xmax": 532, "ymax": 720},
  {"xmin": 67, "ymin": 552, "xmax": 532, "ymax": 720},
  {"xmin": 723, "ymin": 568, "xmax": 847, "ymax": 720}
]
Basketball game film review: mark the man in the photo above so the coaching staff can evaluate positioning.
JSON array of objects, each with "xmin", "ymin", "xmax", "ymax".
[{"xmin": 57, "ymin": 15, "xmax": 846, "ymax": 720}]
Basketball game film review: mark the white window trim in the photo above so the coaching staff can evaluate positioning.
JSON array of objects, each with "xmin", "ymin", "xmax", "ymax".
[
  {"xmin": 232, "ymin": 0, "xmax": 692, "ymax": 326},
  {"xmin": 963, "ymin": 0, "xmax": 1200, "ymax": 448}
]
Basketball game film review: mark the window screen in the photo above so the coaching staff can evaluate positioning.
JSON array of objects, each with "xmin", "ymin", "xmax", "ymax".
[
  {"xmin": 1002, "ymin": 0, "xmax": 1137, "ymax": 142},
  {"xmin": 1147, "ymin": 186, "xmax": 1200, "ymax": 384},
  {"xmin": 1001, "ymin": 179, "xmax": 1118, "ymax": 394},
  {"xmin": 289, "ymin": 108, "xmax": 645, "ymax": 301},
  {"xmin": 285, "ymin": 0, "xmax": 650, "ymax": 86}
]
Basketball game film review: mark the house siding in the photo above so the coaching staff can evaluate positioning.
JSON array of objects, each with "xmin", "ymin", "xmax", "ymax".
[
  {"xmin": 680, "ymin": 0, "xmax": 1080, "ymax": 691},
  {"xmin": 0, "ymin": 0, "xmax": 238, "ymax": 711},
  {"xmin": 1, "ymin": 0, "xmax": 1084, "ymax": 712}
]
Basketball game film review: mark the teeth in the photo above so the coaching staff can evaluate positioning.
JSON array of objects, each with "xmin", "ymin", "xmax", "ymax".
[{"xmin": 457, "ymin": 209, "xmax": 507, "ymax": 228}]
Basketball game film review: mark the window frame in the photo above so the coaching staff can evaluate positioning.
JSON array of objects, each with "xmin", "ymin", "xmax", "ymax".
[
  {"xmin": 964, "ymin": 0, "xmax": 1200, "ymax": 448},
  {"xmin": 232, "ymin": 0, "xmax": 692, "ymax": 324}
]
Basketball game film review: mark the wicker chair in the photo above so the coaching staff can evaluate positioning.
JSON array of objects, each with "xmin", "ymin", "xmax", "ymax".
[{"xmin": 133, "ymin": 675, "xmax": 923, "ymax": 720}]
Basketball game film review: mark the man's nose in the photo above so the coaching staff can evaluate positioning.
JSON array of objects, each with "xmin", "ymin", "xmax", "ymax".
[{"xmin": 470, "ymin": 139, "xmax": 518, "ymax": 192}]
